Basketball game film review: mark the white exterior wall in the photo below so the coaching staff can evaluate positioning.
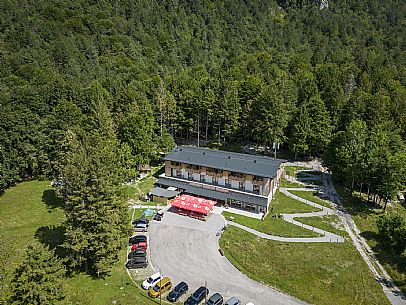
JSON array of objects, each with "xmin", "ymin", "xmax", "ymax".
[
  {"xmin": 205, "ymin": 175, "xmax": 213, "ymax": 183},
  {"xmin": 245, "ymin": 181, "xmax": 253, "ymax": 191},
  {"xmin": 172, "ymin": 169, "xmax": 176, "ymax": 176},
  {"xmin": 218, "ymin": 176, "xmax": 226, "ymax": 186},
  {"xmin": 181, "ymin": 169, "xmax": 187, "ymax": 179},
  {"xmin": 259, "ymin": 184, "xmax": 263, "ymax": 195},
  {"xmin": 231, "ymin": 180, "xmax": 239, "ymax": 189},
  {"xmin": 193, "ymin": 173, "xmax": 200, "ymax": 181}
]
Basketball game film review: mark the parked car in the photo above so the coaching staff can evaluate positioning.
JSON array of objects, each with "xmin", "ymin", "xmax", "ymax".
[
  {"xmin": 148, "ymin": 277, "xmax": 172, "ymax": 298},
  {"xmin": 184, "ymin": 286, "xmax": 209, "ymax": 305},
  {"xmin": 245, "ymin": 303, "xmax": 255, "ymax": 305},
  {"xmin": 128, "ymin": 249, "xmax": 147, "ymax": 259},
  {"xmin": 125, "ymin": 257, "xmax": 148, "ymax": 269},
  {"xmin": 132, "ymin": 216, "xmax": 149, "ymax": 226},
  {"xmin": 142, "ymin": 272, "xmax": 163, "ymax": 290},
  {"xmin": 224, "ymin": 297, "xmax": 241, "ymax": 305},
  {"xmin": 129, "ymin": 235, "xmax": 147, "ymax": 245},
  {"xmin": 167, "ymin": 281, "xmax": 189, "ymax": 302},
  {"xmin": 134, "ymin": 222, "xmax": 148, "ymax": 232},
  {"xmin": 154, "ymin": 212, "xmax": 163, "ymax": 221},
  {"xmin": 206, "ymin": 293, "xmax": 223, "ymax": 305},
  {"xmin": 131, "ymin": 241, "xmax": 147, "ymax": 251}
]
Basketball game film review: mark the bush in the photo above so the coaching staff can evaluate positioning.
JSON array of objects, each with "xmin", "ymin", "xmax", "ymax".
[{"xmin": 377, "ymin": 215, "xmax": 406, "ymax": 255}]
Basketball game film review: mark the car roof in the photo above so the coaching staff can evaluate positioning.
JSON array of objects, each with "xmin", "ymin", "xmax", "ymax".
[
  {"xmin": 132, "ymin": 256, "xmax": 146, "ymax": 262},
  {"xmin": 149, "ymin": 272, "xmax": 161, "ymax": 279},
  {"xmin": 136, "ymin": 223, "xmax": 147, "ymax": 227},
  {"xmin": 174, "ymin": 281, "xmax": 187, "ymax": 290},
  {"xmin": 225, "ymin": 297, "xmax": 239, "ymax": 305},
  {"xmin": 209, "ymin": 293, "xmax": 222, "ymax": 301},
  {"xmin": 194, "ymin": 286, "xmax": 206, "ymax": 294}
]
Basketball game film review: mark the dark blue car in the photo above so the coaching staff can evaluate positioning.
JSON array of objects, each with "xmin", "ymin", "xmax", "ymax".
[
  {"xmin": 184, "ymin": 286, "xmax": 209, "ymax": 305},
  {"xmin": 166, "ymin": 281, "xmax": 189, "ymax": 302}
]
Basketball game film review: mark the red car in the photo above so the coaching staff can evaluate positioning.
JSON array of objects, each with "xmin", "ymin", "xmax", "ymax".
[{"xmin": 131, "ymin": 241, "xmax": 147, "ymax": 251}]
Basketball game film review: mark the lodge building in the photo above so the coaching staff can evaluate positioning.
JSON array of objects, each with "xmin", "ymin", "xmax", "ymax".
[{"xmin": 154, "ymin": 146, "xmax": 284, "ymax": 213}]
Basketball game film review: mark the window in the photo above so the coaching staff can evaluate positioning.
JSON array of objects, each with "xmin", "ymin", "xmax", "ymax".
[
  {"xmin": 253, "ymin": 184, "xmax": 260, "ymax": 193},
  {"xmin": 213, "ymin": 176, "xmax": 218, "ymax": 185},
  {"xmin": 200, "ymin": 174, "xmax": 205, "ymax": 182},
  {"xmin": 239, "ymin": 181, "xmax": 244, "ymax": 189},
  {"xmin": 225, "ymin": 179, "xmax": 230, "ymax": 187}
]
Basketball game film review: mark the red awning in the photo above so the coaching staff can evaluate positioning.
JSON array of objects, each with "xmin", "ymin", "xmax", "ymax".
[{"xmin": 171, "ymin": 195, "xmax": 216, "ymax": 215}]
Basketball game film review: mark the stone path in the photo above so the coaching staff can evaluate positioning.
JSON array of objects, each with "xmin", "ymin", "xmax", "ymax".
[
  {"xmin": 227, "ymin": 185, "xmax": 345, "ymax": 243},
  {"xmin": 285, "ymin": 161, "xmax": 406, "ymax": 305}
]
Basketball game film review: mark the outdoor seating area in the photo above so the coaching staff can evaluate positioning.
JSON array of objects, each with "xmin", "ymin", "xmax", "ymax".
[{"xmin": 170, "ymin": 195, "xmax": 216, "ymax": 221}]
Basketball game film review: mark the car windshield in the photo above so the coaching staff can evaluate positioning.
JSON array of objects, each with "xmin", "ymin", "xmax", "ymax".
[
  {"xmin": 147, "ymin": 277, "xmax": 154, "ymax": 283},
  {"xmin": 153, "ymin": 285, "xmax": 160, "ymax": 292}
]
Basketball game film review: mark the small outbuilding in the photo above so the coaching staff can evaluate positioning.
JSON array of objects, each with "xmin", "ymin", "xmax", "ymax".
[{"xmin": 150, "ymin": 186, "xmax": 180, "ymax": 204}]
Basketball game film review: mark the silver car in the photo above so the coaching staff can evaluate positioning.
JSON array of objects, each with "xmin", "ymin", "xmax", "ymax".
[
  {"xmin": 225, "ymin": 297, "xmax": 241, "ymax": 305},
  {"xmin": 134, "ymin": 222, "xmax": 148, "ymax": 232}
]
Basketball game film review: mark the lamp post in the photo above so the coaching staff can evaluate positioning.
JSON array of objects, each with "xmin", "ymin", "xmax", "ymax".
[
  {"xmin": 273, "ymin": 142, "xmax": 279, "ymax": 160},
  {"xmin": 204, "ymin": 280, "xmax": 207, "ymax": 303},
  {"xmin": 159, "ymin": 268, "xmax": 162, "ymax": 305}
]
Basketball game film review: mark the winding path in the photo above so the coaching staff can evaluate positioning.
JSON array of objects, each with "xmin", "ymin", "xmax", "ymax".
[{"xmin": 227, "ymin": 184, "xmax": 345, "ymax": 243}]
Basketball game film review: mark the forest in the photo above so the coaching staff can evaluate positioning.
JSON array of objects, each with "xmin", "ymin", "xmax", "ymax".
[
  {"xmin": 0, "ymin": 0, "xmax": 406, "ymax": 275},
  {"xmin": 1, "ymin": 0, "xmax": 405, "ymax": 203}
]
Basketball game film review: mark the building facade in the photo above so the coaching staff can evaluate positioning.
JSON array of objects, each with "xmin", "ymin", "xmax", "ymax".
[{"xmin": 156, "ymin": 146, "xmax": 284, "ymax": 213}]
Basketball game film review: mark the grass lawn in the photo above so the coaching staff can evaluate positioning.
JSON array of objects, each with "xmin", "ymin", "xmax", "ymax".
[
  {"xmin": 0, "ymin": 180, "xmax": 158, "ymax": 305},
  {"xmin": 299, "ymin": 179, "xmax": 323, "ymax": 186},
  {"xmin": 283, "ymin": 166, "xmax": 309, "ymax": 176},
  {"xmin": 289, "ymin": 190, "xmax": 332, "ymax": 208},
  {"xmin": 132, "ymin": 208, "xmax": 156, "ymax": 220},
  {"xmin": 280, "ymin": 178, "xmax": 303, "ymax": 188},
  {"xmin": 124, "ymin": 165, "xmax": 164, "ymax": 200},
  {"xmin": 270, "ymin": 191, "xmax": 321, "ymax": 214},
  {"xmin": 294, "ymin": 215, "xmax": 347, "ymax": 237},
  {"xmin": 223, "ymin": 211, "xmax": 320, "ymax": 238},
  {"xmin": 335, "ymin": 183, "xmax": 406, "ymax": 294},
  {"xmin": 220, "ymin": 226, "xmax": 390, "ymax": 305}
]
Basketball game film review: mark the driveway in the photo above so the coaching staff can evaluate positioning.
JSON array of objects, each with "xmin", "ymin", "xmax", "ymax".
[{"xmin": 149, "ymin": 210, "xmax": 307, "ymax": 305}]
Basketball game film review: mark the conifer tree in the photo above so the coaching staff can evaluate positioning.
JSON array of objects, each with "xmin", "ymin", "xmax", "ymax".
[
  {"xmin": 58, "ymin": 82, "xmax": 129, "ymax": 275},
  {"xmin": 9, "ymin": 243, "xmax": 65, "ymax": 305}
]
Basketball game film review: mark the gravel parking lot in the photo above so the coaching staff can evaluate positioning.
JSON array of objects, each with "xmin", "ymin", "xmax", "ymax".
[{"xmin": 149, "ymin": 210, "xmax": 307, "ymax": 305}]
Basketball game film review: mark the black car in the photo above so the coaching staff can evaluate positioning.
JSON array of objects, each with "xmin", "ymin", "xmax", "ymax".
[
  {"xmin": 153, "ymin": 213, "xmax": 163, "ymax": 221},
  {"xmin": 128, "ymin": 235, "xmax": 147, "ymax": 245},
  {"xmin": 166, "ymin": 281, "xmax": 188, "ymax": 302},
  {"xmin": 127, "ymin": 249, "xmax": 147, "ymax": 259},
  {"xmin": 206, "ymin": 293, "xmax": 223, "ymax": 305},
  {"xmin": 125, "ymin": 257, "xmax": 148, "ymax": 269},
  {"xmin": 132, "ymin": 216, "xmax": 149, "ymax": 226},
  {"xmin": 184, "ymin": 286, "xmax": 209, "ymax": 305}
]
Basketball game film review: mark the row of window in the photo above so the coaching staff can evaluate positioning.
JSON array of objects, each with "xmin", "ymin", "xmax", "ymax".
[
  {"xmin": 179, "ymin": 171, "xmax": 260, "ymax": 192},
  {"xmin": 170, "ymin": 162, "xmax": 263, "ymax": 181}
]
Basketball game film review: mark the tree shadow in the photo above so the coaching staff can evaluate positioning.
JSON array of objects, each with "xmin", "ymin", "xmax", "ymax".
[
  {"xmin": 360, "ymin": 230, "xmax": 379, "ymax": 242},
  {"xmin": 35, "ymin": 224, "xmax": 67, "ymax": 259},
  {"xmin": 42, "ymin": 189, "xmax": 64, "ymax": 210},
  {"xmin": 153, "ymin": 166, "xmax": 165, "ymax": 178}
]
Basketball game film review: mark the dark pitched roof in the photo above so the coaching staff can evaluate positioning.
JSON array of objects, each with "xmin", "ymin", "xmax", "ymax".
[
  {"xmin": 150, "ymin": 187, "xmax": 180, "ymax": 198},
  {"xmin": 157, "ymin": 176, "xmax": 268, "ymax": 207},
  {"xmin": 164, "ymin": 146, "xmax": 284, "ymax": 178}
]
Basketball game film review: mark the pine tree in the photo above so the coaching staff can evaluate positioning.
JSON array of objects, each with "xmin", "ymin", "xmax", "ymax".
[
  {"xmin": 289, "ymin": 104, "xmax": 311, "ymax": 158},
  {"xmin": 58, "ymin": 82, "xmax": 129, "ymax": 275},
  {"xmin": 9, "ymin": 243, "xmax": 65, "ymax": 305}
]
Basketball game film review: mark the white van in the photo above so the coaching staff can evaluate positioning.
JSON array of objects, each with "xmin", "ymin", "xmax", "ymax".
[{"xmin": 142, "ymin": 272, "xmax": 163, "ymax": 290}]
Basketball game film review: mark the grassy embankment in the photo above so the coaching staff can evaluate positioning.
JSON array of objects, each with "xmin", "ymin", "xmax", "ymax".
[
  {"xmin": 0, "ymin": 180, "xmax": 158, "ymax": 305},
  {"xmin": 223, "ymin": 191, "xmax": 321, "ymax": 237},
  {"xmin": 220, "ymin": 226, "xmax": 390, "ymax": 305},
  {"xmin": 335, "ymin": 183, "xmax": 406, "ymax": 294}
]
